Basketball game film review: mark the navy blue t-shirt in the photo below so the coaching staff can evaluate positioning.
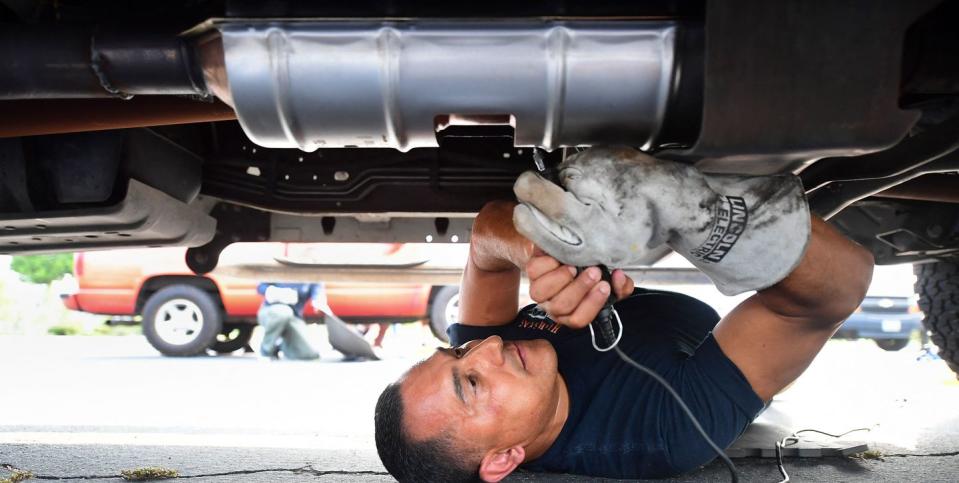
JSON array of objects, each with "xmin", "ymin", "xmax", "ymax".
[{"xmin": 447, "ymin": 288, "xmax": 765, "ymax": 479}]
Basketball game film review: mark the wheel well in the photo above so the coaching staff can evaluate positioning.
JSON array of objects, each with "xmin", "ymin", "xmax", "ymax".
[
  {"xmin": 135, "ymin": 276, "xmax": 224, "ymax": 315},
  {"xmin": 428, "ymin": 285, "xmax": 458, "ymax": 308}
]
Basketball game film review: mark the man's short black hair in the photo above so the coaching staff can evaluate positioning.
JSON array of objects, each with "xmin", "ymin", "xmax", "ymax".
[{"xmin": 374, "ymin": 381, "xmax": 481, "ymax": 483}]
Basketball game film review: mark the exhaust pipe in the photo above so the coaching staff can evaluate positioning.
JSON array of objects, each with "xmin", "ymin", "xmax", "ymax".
[
  {"xmin": 0, "ymin": 28, "xmax": 235, "ymax": 137},
  {"xmin": 0, "ymin": 26, "xmax": 210, "ymax": 100},
  {"xmin": 216, "ymin": 20, "xmax": 697, "ymax": 151},
  {"xmin": 0, "ymin": 20, "xmax": 699, "ymax": 148}
]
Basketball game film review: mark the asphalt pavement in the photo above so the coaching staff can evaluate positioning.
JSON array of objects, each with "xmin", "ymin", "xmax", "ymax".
[{"xmin": 1, "ymin": 327, "xmax": 957, "ymax": 482}]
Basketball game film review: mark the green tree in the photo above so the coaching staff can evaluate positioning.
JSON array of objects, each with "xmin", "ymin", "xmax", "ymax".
[{"xmin": 10, "ymin": 254, "xmax": 73, "ymax": 285}]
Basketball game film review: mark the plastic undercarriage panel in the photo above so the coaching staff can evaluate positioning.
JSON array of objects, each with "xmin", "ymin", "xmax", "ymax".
[{"xmin": 0, "ymin": 180, "xmax": 215, "ymax": 255}]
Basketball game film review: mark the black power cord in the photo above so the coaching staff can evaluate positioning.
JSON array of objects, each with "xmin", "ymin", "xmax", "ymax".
[
  {"xmin": 533, "ymin": 147, "xmax": 740, "ymax": 481},
  {"xmin": 612, "ymin": 345, "xmax": 741, "ymax": 483}
]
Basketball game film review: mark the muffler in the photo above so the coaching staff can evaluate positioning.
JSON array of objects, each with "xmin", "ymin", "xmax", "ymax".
[{"xmin": 217, "ymin": 20, "xmax": 693, "ymax": 152}]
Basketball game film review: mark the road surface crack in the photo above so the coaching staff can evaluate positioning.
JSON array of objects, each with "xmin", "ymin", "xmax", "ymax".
[
  {"xmin": 4, "ymin": 463, "xmax": 390, "ymax": 480},
  {"xmin": 882, "ymin": 450, "xmax": 959, "ymax": 458},
  {"xmin": 177, "ymin": 465, "xmax": 390, "ymax": 478}
]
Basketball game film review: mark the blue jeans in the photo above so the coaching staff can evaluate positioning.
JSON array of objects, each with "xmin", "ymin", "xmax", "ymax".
[{"xmin": 257, "ymin": 304, "xmax": 319, "ymax": 360}]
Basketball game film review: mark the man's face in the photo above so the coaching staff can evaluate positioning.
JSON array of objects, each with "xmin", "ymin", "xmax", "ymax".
[{"xmin": 400, "ymin": 335, "xmax": 563, "ymax": 453}]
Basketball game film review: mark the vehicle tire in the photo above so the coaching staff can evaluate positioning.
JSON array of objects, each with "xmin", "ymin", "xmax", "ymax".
[
  {"xmin": 210, "ymin": 324, "xmax": 255, "ymax": 354},
  {"xmin": 429, "ymin": 286, "xmax": 460, "ymax": 343},
  {"xmin": 142, "ymin": 285, "xmax": 223, "ymax": 357},
  {"xmin": 914, "ymin": 261, "xmax": 959, "ymax": 375},
  {"xmin": 874, "ymin": 338, "xmax": 910, "ymax": 352}
]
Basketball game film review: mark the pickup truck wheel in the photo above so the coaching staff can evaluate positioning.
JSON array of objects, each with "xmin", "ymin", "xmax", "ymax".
[
  {"xmin": 429, "ymin": 286, "xmax": 460, "ymax": 343},
  {"xmin": 914, "ymin": 261, "xmax": 959, "ymax": 375},
  {"xmin": 142, "ymin": 285, "xmax": 223, "ymax": 357},
  {"xmin": 874, "ymin": 338, "xmax": 910, "ymax": 352},
  {"xmin": 210, "ymin": 324, "xmax": 255, "ymax": 354}
]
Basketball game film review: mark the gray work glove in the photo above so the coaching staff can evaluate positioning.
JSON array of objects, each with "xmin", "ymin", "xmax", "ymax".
[{"xmin": 513, "ymin": 147, "xmax": 810, "ymax": 295}]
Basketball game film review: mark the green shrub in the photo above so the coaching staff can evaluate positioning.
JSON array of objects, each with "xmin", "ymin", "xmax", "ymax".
[
  {"xmin": 92, "ymin": 324, "xmax": 142, "ymax": 336},
  {"xmin": 47, "ymin": 324, "xmax": 81, "ymax": 336},
  {"xmin": 10, "ymin": 254, "xmax": 73, "ymax": 285}
]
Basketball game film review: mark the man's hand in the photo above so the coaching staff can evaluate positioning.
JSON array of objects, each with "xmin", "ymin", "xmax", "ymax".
[
  {"xmin": 513, "ymin": 147, "xmax": 810, "ymax": 296},
  {"xmin": 514, "ymin": 148, "xmax": 703, "ymax": 267},
  {"xmin": 526, "ymin": 249, "xmax": 634, "ymax": 329},
  {"xmin": 459, "ymin": 200, "xmax": 635, "ymax": 329}
]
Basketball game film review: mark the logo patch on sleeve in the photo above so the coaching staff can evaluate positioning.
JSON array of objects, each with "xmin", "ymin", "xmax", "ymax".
[
  {"xmin": 518, "ymin": 306, "xmax": 562, "ymax": 334},
  {"xmin": 689, "ymin": 196, "xmax": 748, "ymax": 263}
]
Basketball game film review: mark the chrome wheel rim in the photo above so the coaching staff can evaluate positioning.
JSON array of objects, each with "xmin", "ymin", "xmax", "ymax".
[
  {"xmin": 443, "ymin": 293, "xmax": 460, "ymax": 328},
  {"xmin": 154, "ymin": 298, "xmax": 204, "ymax": 345}
]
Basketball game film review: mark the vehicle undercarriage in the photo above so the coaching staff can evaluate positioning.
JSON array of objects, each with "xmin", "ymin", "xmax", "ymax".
[{"xmin": 2, "ymin": 0, "xmax": 959, "ymax": 368}]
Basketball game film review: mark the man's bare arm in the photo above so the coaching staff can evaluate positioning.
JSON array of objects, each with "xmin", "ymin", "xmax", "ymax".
[
  {"xmin": 713, "ymin": 217, "xmax": 874, "ymax": 401},
  {"xmin": 457, "ymin": 201, "xmax": 534, "ymax": 327}
]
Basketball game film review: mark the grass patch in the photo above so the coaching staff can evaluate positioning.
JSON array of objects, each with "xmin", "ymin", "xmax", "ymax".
[
  {"xmin": 120, "ymin": 467, "xmax": 179, "ymax": 481},
  {"xmin": 46, "ymin": 322, "xmax": 141, "ymax": 336},
  {"xmin": 92, "ymin": 324, "xmax": 142, "ymax": 336},
  {"xmin": 852, "ymin": 449, "xmax": 885, "ymax": 461},
  {"xmin": 47, "ymin": 324, "xmax": 81, "ymax": 336},
  {"xmin": 0, "ymin": 468, "xmax": 34, "ymax": 483}
]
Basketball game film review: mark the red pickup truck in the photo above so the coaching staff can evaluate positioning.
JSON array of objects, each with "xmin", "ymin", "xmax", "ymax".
[{"xmin": 61, "ymin": 243, "xmax": 459, "ymax": 356}]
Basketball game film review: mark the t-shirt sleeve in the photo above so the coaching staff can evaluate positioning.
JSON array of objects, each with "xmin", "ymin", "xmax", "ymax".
[
  {"xmin": 447, "ymin": 304, "xmax": 551, "ymax": 346},
  {"xmin": 448, "ymin": 323, "xmax": 509, "ymax": 347},
  {"xmin": 658, "ymin": 334, "xmax": 766, "ymax": 474}
]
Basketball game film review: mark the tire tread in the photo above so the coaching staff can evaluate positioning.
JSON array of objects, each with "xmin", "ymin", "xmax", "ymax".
[{"xmin": 914, "ymin": 261, "xmax": 959, "ymax": 375}]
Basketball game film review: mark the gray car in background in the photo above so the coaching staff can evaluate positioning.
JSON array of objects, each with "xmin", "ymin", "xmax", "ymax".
[{"xmin": 834, "ymin": 295, "xmax": 923, "ymax": 351}]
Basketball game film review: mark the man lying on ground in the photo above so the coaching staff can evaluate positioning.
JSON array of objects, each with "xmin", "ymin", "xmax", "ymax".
[{"xmin": 374, "ymin": 148, "xmax": 873, "ymax": 482}]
